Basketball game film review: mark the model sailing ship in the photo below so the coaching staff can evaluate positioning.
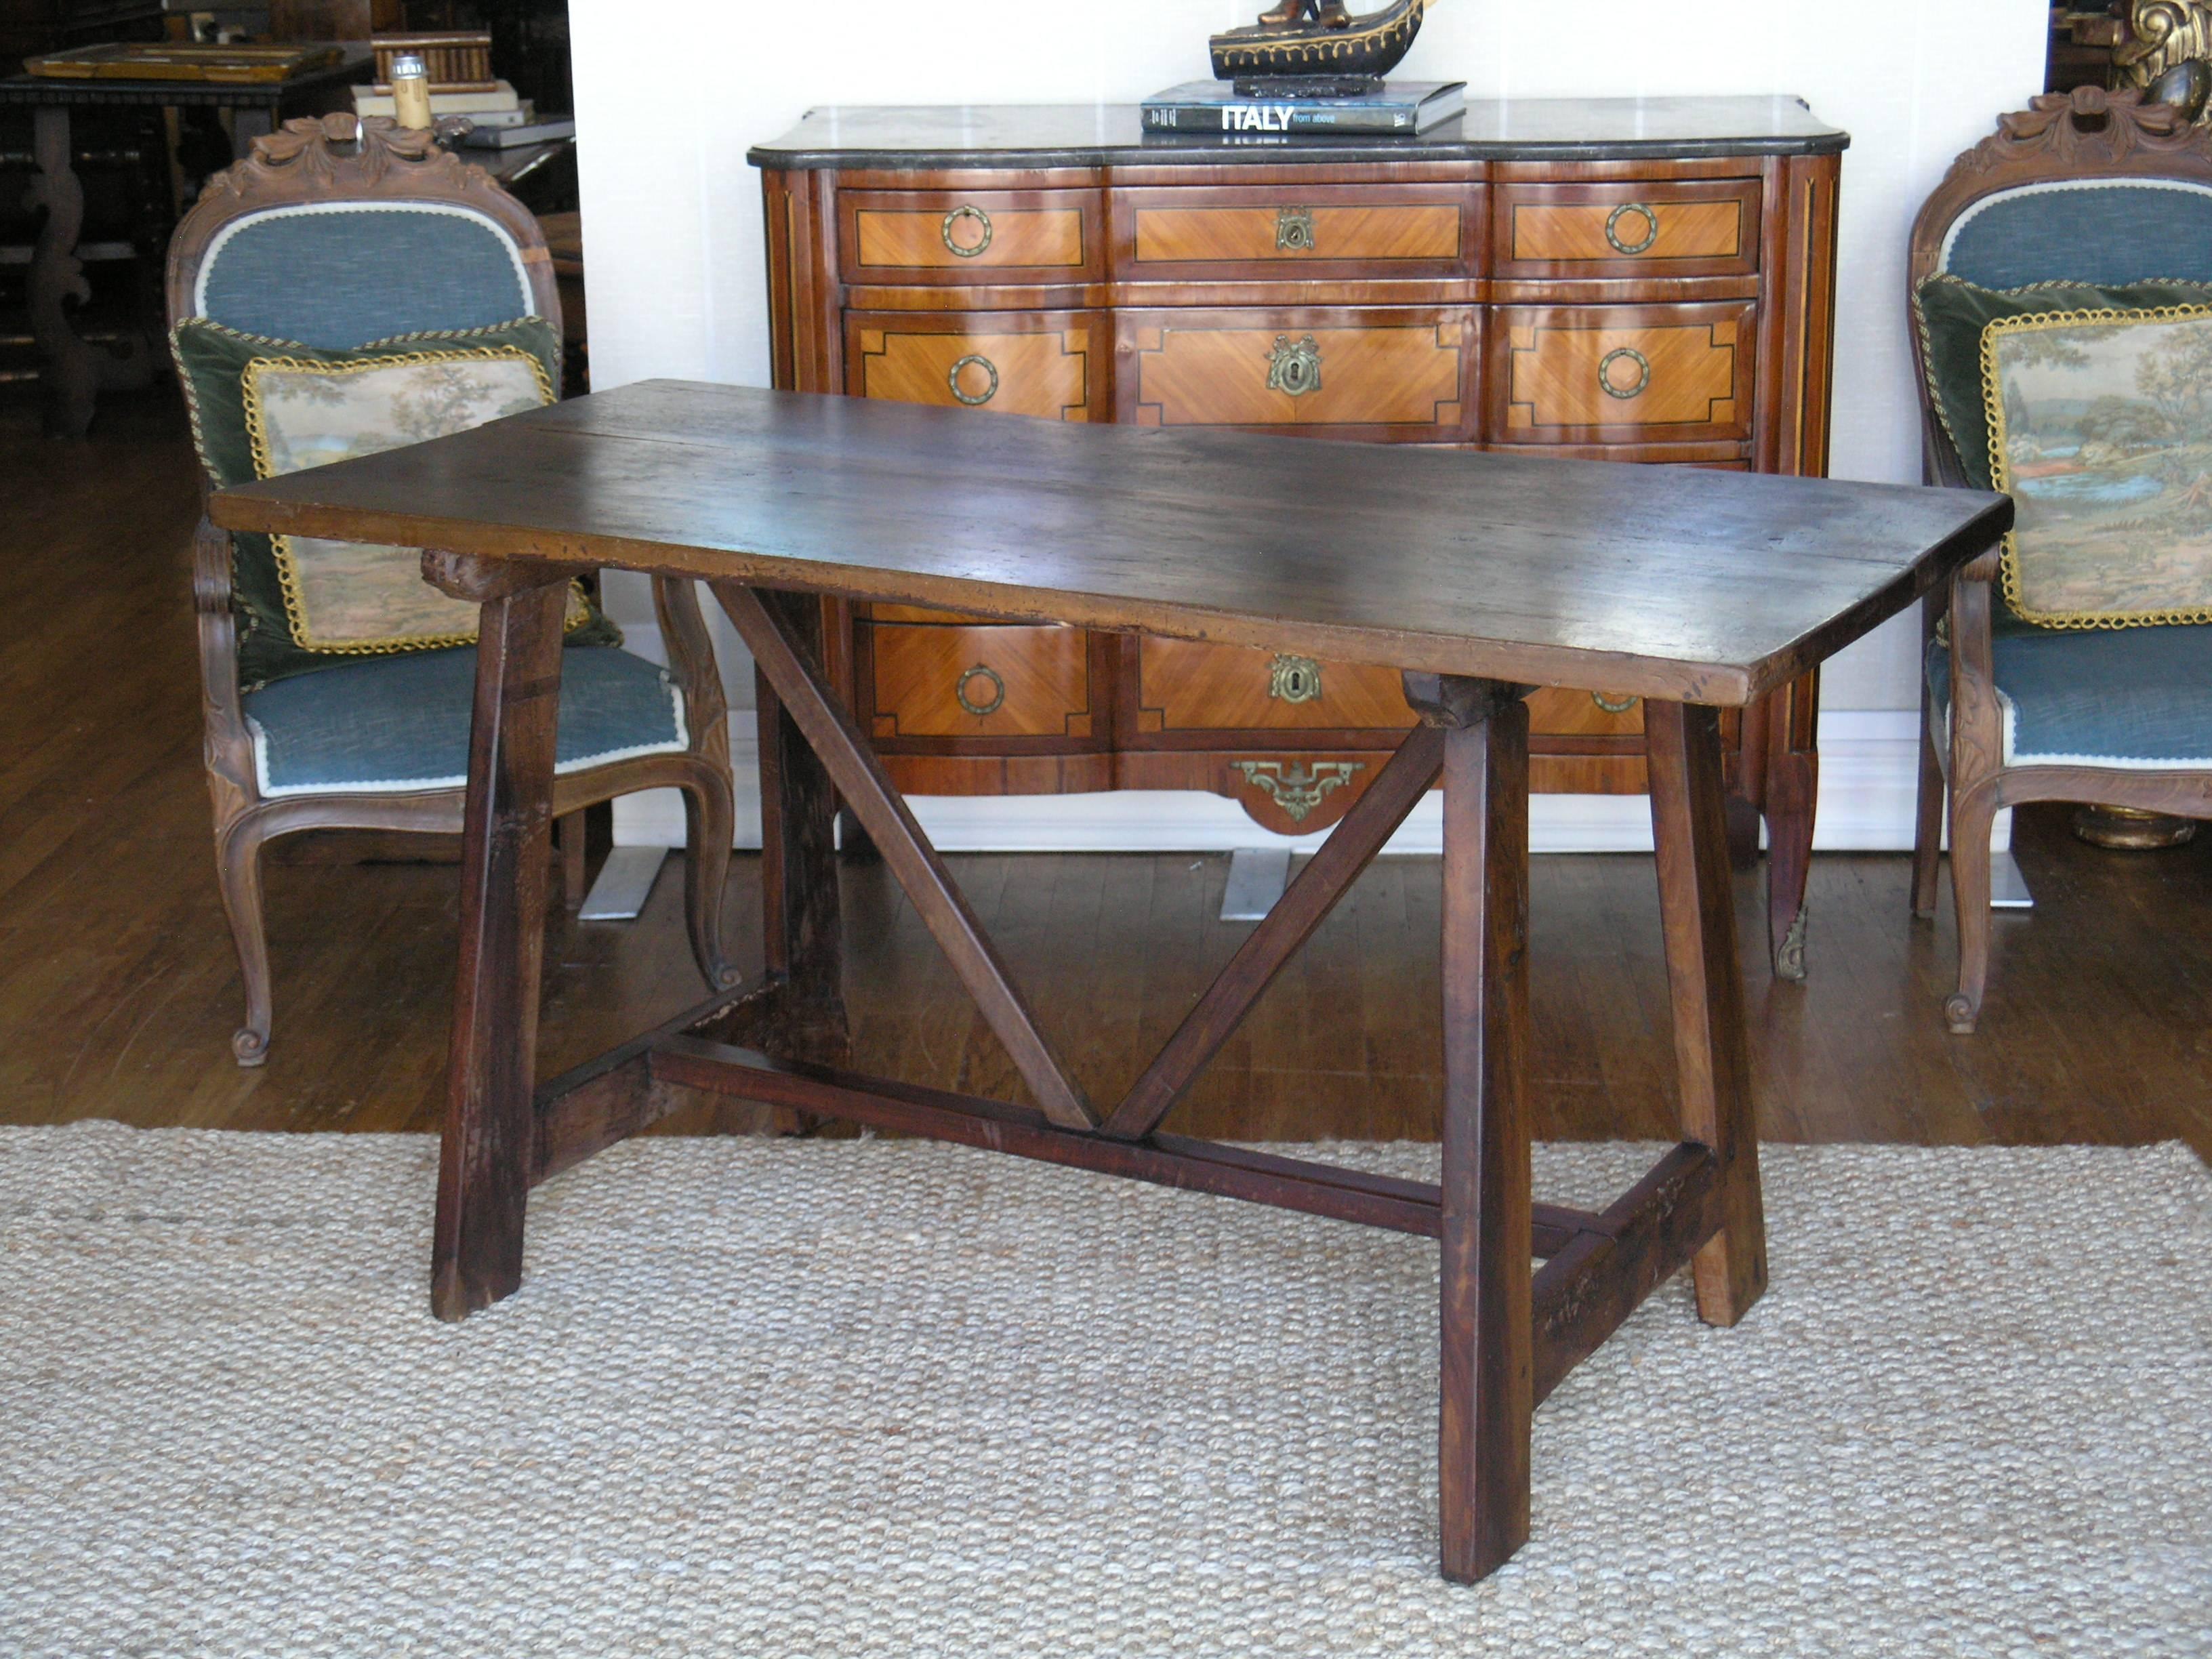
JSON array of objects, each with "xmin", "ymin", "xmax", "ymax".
[
  {"xmin": 1208, "ymin": 0, "xmax": 1429, "ymax": 90},
  {"xmin": 1141, "ymin": 0, "xmax": 1458, "ymax": 137}
]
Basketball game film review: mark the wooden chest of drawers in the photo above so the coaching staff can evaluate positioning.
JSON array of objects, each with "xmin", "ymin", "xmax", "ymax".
[{"xmin": 750, "ymin": 98, "xmax": 1845, "ymax": 973}]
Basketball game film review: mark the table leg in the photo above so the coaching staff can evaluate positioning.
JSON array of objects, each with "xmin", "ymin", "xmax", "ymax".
[
  {"xmin": 1761, "ymin": 670, "xmax": 1820, "ymax": 982},
  {"xmin": 1414, "ymin": 674, "xmax": 1534, "ymax": 1584},
  {"xmin": 1644, "ymin": 700, "xmax": 1769, "ymax": 1326},
  {"xmin": 431, "ymin": 577, "xmax": 569, "ymax": 1322},
  {"xmin": 230, "ymin": 106, "xmax": 273, "ymax": 157},
  {"xmin": 694, "ymin": 591, "xmax": 848, "ymax": 1088}
]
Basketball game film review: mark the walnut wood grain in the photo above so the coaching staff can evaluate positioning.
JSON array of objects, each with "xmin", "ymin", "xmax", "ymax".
[{"xmin": 210, "ymin": 380, "xmax": 2011, "ymax": 709}]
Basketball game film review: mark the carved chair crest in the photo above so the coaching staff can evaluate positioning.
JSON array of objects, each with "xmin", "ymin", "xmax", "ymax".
[
  {"xmin": 203, "ymin": 112, "xmax": 492, "ymax": 202},
  {"xmin": 165, "ymin": 113, "xmax": 558, "ymax": 331},
  {"xmin": 1908, "ymin": 87, "xmax": 2212, "ymax": 291}
]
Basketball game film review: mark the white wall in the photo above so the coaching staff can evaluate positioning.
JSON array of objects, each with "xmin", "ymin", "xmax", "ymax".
[{"xmin": 569, "ymin": 0, "xmax": 2051, "ymax": 848}]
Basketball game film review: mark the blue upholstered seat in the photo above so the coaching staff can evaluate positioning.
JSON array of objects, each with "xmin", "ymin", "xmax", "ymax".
[
  {"xmin": 1927, "ymin": 624, "xmax": 2212, "ymax": 769},
  {"xmin": 242, "ymin": 645, "xmax": 687, "ymax": 796}
]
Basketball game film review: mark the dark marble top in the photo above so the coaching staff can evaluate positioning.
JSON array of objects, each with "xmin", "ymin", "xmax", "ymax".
[{"xmin": 749, "ymin": 96, "xmax": 1847, "ymax": 170}]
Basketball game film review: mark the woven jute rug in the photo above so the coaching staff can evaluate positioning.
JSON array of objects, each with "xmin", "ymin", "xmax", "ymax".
[{"xmin": 2, "ymin": 1124, "xmax": 2208, "ymax": 1658}]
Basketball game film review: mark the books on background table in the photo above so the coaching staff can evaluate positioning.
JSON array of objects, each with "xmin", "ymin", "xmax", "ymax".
[
  {"xmin": 457, "ymin": 117, "xmax": 575, "ymax": 149},
  {"xmin": 354, "ymin": 79, "xmax": 527, "ymax": 123},
  {"xmin": 1141, "ymin": 79, "xmax": 1465, "ymax": 137}
]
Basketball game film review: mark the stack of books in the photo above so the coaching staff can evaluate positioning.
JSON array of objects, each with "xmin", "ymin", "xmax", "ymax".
[
  {"xmin": 1141, "ymin": 79, "xmax": 1465, "ymax": 138},
  {"xmin": 352, "ymin": 31, "xmax": 560, "ymax": 137}
]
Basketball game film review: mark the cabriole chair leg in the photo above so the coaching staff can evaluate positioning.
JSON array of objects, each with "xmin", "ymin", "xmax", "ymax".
[
  {"xmin": 683, "ymin": 773, "xmax": 740, "ymax": 990},
  {"xmin": 213, "ymin": 813, "xmax": 274, "ymax": 1066},
  {"xmin": 1945, "ymin": 783, "xmax": 1999, "ymax": 1034}
]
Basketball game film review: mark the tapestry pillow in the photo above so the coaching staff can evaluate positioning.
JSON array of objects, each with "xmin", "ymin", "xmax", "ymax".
[
  {"xmin": 172, "ymin": 316, "xmax": 617, "ymax": 687},
  {"xmin": 1913, "ymin": 275, "xmax": 2212, "ymax": 630}
]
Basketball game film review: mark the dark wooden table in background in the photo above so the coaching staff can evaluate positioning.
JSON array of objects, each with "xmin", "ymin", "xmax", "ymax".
[
  {"xmin": 210, "ymin": 382, "xmax": 2010, "ymax": 1584},
  {"xmin": 1, "ymin": 49, "xmax": 368, "ymax": 436}
]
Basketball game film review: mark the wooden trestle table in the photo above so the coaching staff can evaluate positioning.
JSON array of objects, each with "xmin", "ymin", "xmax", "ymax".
[{"xmin": 210, "ymin": 382, "xmax": 2010, "ymax": 1584}]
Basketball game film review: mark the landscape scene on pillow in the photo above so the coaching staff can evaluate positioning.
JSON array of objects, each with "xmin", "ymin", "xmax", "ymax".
[
  {"xmin": 249, "ymin": 350, "xmax": 584, "ymax": 651},
  {"xmin": 1989, "ymin": 308, "xmax": 2212, "ymax": 624}
]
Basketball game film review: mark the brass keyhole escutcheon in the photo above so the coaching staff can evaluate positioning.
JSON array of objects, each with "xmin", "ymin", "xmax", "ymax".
[
  {"xmin": 1598, "ymin": 346, "xmax": 1651, "ymax": 400},
  {"xmin": 1275, "ymin": 206, "xmax": 1315, "ymax": 251},
  {"xmin": 941, "ymin": 204, "xmax": 994, "ymax": 258},
  {"xmin": 1591, "ymin": 691, "xmax": 1639, "ymax": 714},
  {"xmin": 947, "ymin": 354, "xmax": 999, "ymax": 406},
  {"xmin": 956, "ymin": 662, "xmax": 1006, "ymax": 717},
  {"xmin": 1269, "ymin": 653, "xmax": 1323, "ymax": 703},
  {"xmin": 1266, "ymin": 334, "xmax": 1324, "ymax": 398},
  {"xmin": 1604, "ymin": 201, "xmax": 1659, "ymax": 255}
]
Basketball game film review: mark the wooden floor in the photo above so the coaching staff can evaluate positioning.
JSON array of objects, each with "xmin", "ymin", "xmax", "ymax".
[{"xmin": 4, "ymin": 390, "xmax": 2209, "ymax": 1157}]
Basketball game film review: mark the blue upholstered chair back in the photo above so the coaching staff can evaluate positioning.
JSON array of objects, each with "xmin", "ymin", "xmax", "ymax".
[
  {"xmin": 186, "ymin": 201, "xmax": 536, "ymax": 347},
  {"xmin": 1937, "ymin": 178, "xmax": 2212, "ymax": 287}
]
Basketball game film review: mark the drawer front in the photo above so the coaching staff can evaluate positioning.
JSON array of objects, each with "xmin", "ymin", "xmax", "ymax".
[
  {"xmin": 1134, "ymin": 639, "xmax": 1647, "ymax": 741},
  {"xmin": 1135, "ymin": 638, "xmax": 1419, "ymax": 735},
  {"xmin": 1481, "ymin": 440, "xmax": 1753, "ymax": 470},
  {"xmin": 846, "ymin": 311, "xmax": 1105, "ymax": 422},
  {"xmin": 1121, "ymin": 308, "xmax": 1474, "ymax": 440},
  {"xmin": 1114, "ymin": 184, "xmax": 1473, "ymax": 279},
  {"xmin": 1491, "ymin": 304, "xmax": 1753, "ymax": 445},
  {"xmin": 867, "ymin": 624, "xmax": 1092, "ymax": 740},
  {"xmin": 1527, "ymin": 687, "xmax": 1646, "ymax": 737},
  {"xmin": 840, "ymin": 189, "xmax": 1103, "ymax": 283},
  {"xmin": 1494, "ymin": 180, "xmax": 1761, "ymax": 280}
]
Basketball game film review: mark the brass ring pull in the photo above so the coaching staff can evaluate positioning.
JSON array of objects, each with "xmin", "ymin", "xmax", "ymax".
[
  {"xmin": 947, "ymin": 354, "xmax": 999, "ymax": 406},
  {"xmin": 941, "ymin": 204, "xmax": 994, "ymax": 258},
  {"xmin": 1591, "ymin": 691, "xmax": 1640, "ymax": 714},
  {"xmin": 1597, "ymin": 346, "xmax": 1651, "ymax": 401},
  {"xmin": 956, "ymin": 662, "xmax": 1006, "ymax": 717},
  {"xmin": 1604, "ymin": 201, "xmax": 1659, "ymax": 255},
  {"xmin": 1275, "ymin": 206, "xmax": 1315, "ymax": 251}
]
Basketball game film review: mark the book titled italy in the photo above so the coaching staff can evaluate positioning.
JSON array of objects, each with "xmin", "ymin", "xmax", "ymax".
[{"xmin": 1141, "ymin": 79, "xmax": 1465, "ymax": 137}]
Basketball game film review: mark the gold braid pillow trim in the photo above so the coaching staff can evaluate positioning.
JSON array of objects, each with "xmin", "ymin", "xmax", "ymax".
[
  {"xmin": 238, "ymin": 342, "xmax": 588, "ymax": 655},
  {"xmin": 1980, "ymin": 302, "xmax": 2212, "ymax": 632}
]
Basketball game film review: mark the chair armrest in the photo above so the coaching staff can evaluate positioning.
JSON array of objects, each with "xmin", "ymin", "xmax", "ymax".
[
  {"xmin": 192, "ymin": 513, "xmax": 259, "ymax": 806},
  {"xmin": 651, "ymin": 575, "xmax": 728, "ymax": 751},
  {"xmin": 1921, "ymin": 422, "xmax": 1972, "ymax": 492},
  {"xmin": 1946, "ymin": 546, "xmax": 2005, "ymax": 793}
]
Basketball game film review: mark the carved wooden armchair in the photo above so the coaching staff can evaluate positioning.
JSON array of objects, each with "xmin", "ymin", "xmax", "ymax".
[
  {"xmin": 167, "ymin": 115, "xmax": 737, "ymax": 1064},
  {"xmin": 1908, "ymin": 87, "xmax": 2212, "ymax": 1032}
]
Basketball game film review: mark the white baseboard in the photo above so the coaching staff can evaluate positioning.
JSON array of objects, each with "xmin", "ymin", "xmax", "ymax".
[{"xmin": 612, "ymin": 709, "xmax": 1981, "ymax": 855}]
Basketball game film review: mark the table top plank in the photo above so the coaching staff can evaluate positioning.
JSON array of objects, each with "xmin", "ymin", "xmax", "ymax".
[{"xmin": 209, "ymin": 381, "xmax": 2009, "ymax": 707}]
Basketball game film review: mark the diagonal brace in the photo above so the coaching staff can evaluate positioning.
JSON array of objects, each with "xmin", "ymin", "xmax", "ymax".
[
  {"xmin": 1103, "ymin": 721, "xmax": 1445, "ymax": 1140},
  {"xmin": 715, "ymin": 581, "xmax": 1096, "ymax": 1130}
]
